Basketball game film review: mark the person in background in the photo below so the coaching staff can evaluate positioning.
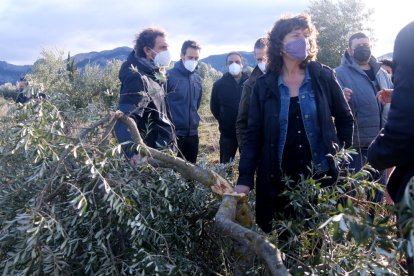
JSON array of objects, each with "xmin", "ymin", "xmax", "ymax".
[
  {"xmin": 335, "ymin": 32, "xmax": 393, "ymax": 202},
  {"xmin": 236, "ymin": 37, "xmax": 268, "ymax": 151},
  {"xmin": 210, "ymin": 52, "xmax": 249, "ymax": 163},
  {"xmin": 235, "ymin": 14, "xmax": 353, "ymax": 233},
  {"xmin": 166, "ymin": 41, "xmax": 202, "ymax": 163},
  {"xmin": 368, "ymin": 21, "xmax": 414, "ymax": 273},
  {"xmin": 114, "ymin": 28, "xmax": 176, "ymax": 167},
  {"xmin": 15, "ymin": 77, "xmax": 30, "ymax": 103},
  {"xmin": 380, "ymin": 58, "xmax": 394, "ymax": 77}
]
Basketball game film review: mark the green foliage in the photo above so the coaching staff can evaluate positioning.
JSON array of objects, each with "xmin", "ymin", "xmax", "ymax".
[
  {"xmin": 265, "ymin": 151, "xmax": 405, "ymax": 275},
  {"xmin": 0, "ymin": 46, "xmax": 412, "ymax": 275},
  {"xmin": 31, "ymin": 48, "xmax": 121, "ymax": 109},
  {"xmin": 0, "ymin": 100, "xmax": 230, "ymax": 275},
  {"xmin": 0, "ymin": 82, "xmax": 18, "ymax": 101},
  {"xmin": 307, "ymin": 0, "xmax": 374, "ymax": 67},
  {"xmin": 197, "ymin": 62, "xmax": 222, "ymax": 116}
]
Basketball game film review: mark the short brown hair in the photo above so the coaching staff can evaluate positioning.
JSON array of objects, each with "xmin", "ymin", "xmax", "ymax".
[
  {"xmin": 267, "ymin": 13, "xmax": 318, "ymax": 74},
  {"xmin": 134, "ymin": 28, "xmax": 167, "ymax": 58},
  {"xmin": 254, "ymin": 37, "xmax": 268, "ymax": 50},
  {"xmin": 181, "ymin": 40, "xmax": 201, "ymax": 55}
]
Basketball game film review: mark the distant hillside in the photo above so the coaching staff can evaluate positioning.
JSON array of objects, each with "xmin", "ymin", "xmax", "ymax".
[
  {"xmin": 73, "ymin": 46, "xmax": 132, "ymax": 68},
  {"xmin": 0, "ymin": 61, "xmax": 32, "ymax": 85},
  {"xmin": 200, "ymin": 51, "xmax": 256, "ymax": 73},
  {"xmin": 1, "ymin": 47, "xmax": 393, "ymax": 86}
]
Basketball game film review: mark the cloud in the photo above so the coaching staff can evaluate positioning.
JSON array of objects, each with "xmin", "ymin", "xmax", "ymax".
[
  {"xmin": 0, "ymin": 0, "xmax": 310, "ymax": 64},
  {"xmin": 2, "ymin": 0, "xmax": 409, "ymax": 65}
]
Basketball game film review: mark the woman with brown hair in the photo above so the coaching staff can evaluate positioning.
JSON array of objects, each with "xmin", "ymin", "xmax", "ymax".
[{"xmin": 235, "ymin": 14, "xmax": 353, "ymax": 233}]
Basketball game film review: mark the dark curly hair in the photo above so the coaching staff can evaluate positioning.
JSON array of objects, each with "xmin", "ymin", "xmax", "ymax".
[
  {"xmin": 267, "ymin": 13, "xmax": 318, "ymax": 74},
  {"xmin": 134, "ymin": 28, "xmax": 167, "ymax": 58}
]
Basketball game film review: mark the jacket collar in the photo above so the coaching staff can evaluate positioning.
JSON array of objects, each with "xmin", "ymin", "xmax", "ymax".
[
  {"xmin": 127, "ymin": 51, "xmax": 160, "ymax": 76},
  {"xmin": 341, "ymin": 50, "xmax": 382, "ymax": 75},
  {"xmin": 174, "ymin": 59, "xmax": 195, "ymax": 76},
  {"xmin": 223, "ymin": 71, "xmax": 249, "ymax": 83}
]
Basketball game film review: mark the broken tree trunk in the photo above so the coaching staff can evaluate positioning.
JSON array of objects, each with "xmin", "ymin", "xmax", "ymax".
[
  {"xmin": 94, "ymin": 111, "xmax": 289, "ymax": 274},
  {"xmin": 215, "ymin": 195, "xmax": 290, "ymax": 276}
]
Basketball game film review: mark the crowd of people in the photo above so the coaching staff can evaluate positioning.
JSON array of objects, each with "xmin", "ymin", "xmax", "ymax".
[{"xmin": 112, "ymin": 12, "xmax": 413, "ymax": 264}]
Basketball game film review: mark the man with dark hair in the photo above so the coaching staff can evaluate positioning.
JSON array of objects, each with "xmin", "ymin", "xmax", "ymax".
[
  {"xmin": 114, "ymin": 27, "xmax": 176, "ymax": 167},
  {"xmin": 236, "ymin": 37, "xmax": 268, "ymax": 151},
  {"xmin": 210, "ymin": 51, "xmax": 249, "ymax": 163},
  {"xmin": 335, "ymin": 32, "xmax": 393, "ymax": 202},
  {"xmin": 166, "ymin": 40, "xmax": 202, "ymax": 163},
  {"xmin": 381, "ymin": 58, "xmax": 394, "ymax": 75}
]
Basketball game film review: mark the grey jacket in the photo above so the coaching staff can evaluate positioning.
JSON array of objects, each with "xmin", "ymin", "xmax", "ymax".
[{"xmin": 335, "ymin": 52, "xmax": 393, "ymax": 148}]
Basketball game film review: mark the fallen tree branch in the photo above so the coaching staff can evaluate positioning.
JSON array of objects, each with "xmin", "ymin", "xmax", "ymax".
[
  {"xmin": 215, "ymin": 195, "xmax": 289, "ymax": 275},
  {"xmin": 74, "ymin": 111, "xmax": 288, "ymax": 274},
  {"xmin": 114, "ymin": 111, "xmax": 233, "ymax": 195}
]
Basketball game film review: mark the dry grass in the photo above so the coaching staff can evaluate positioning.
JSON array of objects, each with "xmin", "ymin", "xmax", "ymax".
[{"xmin": 198, "ymin": 116, "xmax": 240, "ymax": 184}]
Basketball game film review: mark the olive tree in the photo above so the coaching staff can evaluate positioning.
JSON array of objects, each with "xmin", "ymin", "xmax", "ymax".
[{"xmin": 307, "ymin": 0, "xmax": 374, "ymax": 67}]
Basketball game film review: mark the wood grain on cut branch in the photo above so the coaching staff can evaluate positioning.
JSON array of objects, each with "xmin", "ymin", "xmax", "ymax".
[
  {"xmin": 215, "ymin": 195, "xmax": 290, "ymax": 276},
  {"xmin": 114, "ymin": 111, "xmax": 233, "ymax": 195}
]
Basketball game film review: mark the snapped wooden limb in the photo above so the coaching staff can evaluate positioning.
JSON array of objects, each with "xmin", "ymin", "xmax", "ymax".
[
  {"xmin": 215, "ymin": 195, "xmax": 290, "ymax": 276},
  {"xmin": 114, "ymin": 110, "xmax": 233, "ymax": 195}
]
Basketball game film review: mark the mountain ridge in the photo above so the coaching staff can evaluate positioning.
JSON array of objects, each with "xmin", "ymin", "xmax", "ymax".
[{"xmin": 0, "ymin": 47, "xmax": 393, "ymax": 85}]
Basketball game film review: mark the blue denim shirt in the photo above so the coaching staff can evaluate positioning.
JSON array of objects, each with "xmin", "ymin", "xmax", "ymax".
[{"xmin": 277, "ymin": 68, "xmax": 330, "ymax": 174}]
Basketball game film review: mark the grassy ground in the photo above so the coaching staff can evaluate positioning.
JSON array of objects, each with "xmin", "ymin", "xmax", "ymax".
[{"xmin": 198, "ymin": 116, "xmax": 240, "ymax": 184}]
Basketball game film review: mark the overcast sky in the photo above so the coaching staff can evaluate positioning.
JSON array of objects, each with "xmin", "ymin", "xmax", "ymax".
[{"xmin": 1, "ymin": 0, "xmax": 412, "ymax": 65}]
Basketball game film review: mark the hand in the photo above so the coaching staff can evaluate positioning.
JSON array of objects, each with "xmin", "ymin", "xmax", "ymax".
[
  {"xmin": 377, "ymin": 89, "xmax": 393, "ymax": 104},
  {"xmin": 234, "ymin": 185, "xmax": 251, "ymax": 195},
  {"xmin": 343, "ymin": 87, "xmax": 352, "ymax": 102},
  {"xmin": 129, "ymin": 153, "xmax": 146, "ymax": 168}
]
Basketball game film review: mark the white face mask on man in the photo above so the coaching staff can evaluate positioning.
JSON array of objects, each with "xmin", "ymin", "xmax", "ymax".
[
  {"xmin": 152, "ymin": 49, "xmax": 172, "ymax": 67},
  {"xmin": 184, "ymin": 60, "xmax": 198, "ymax": 72},
  {"xmin": 228, "ymin": 63, "xmax": 242, "ymax": 76},
  {"xmin": 257, "ymin": 62, "xmax": 266, "ymax": 73}
]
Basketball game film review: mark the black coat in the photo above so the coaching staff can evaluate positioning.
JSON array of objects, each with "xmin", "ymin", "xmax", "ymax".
[
  {"xmin": 237, "ymin": 61, "xmax": 353, "ymax": 230},
  {"xmin": 368, "ymin": 21, "xmax": 414, "ymax": 202},
  {"xmin": 115, "ymin": 51, "xmax": 175, "ymax": 157},
  {"xmin": 210, "ymin": 72, "xmax": 249, "ymax": 137}
]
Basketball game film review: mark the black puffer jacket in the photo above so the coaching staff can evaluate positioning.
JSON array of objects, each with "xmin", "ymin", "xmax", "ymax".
[{"xmin": 166, "ymin": 60, "xmax": 202, "ymax": 137}]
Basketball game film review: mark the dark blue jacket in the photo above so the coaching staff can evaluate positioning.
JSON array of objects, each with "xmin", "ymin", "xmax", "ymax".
[
  {"xmin": 166, "ymin": 60, "xmax": 202, "ymax": 137},
  {"xmin": 368, "ymin": 21, "xmax": 414, "ymax": 202},
  {"xmin": 237, "ymin": 61, "xmax": 353, "ymax": 230},
  {"xmin": 114, "ymin": 51, "xmax": 175, "ymax": 158},
  {"xmin": 210, "ymin": 72, "xmax": 249, "ymax": 137}
]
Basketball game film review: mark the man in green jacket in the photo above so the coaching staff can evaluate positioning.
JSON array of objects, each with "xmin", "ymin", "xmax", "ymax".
[{"xmin": 236, "ymin": 37, "xmax": 268, "ymax": 151}]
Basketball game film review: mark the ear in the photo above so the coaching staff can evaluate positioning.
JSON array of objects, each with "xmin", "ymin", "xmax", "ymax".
[
  {"xmin": 143, "ymin": 46, "xmax": 153, "ymax": 59},
  {"xmin": 180, "ymin": 53, "xmax": 185, "ymax": 61},
  {"xmin": 347, "ymin": 48, "xmax": 352, "ymax": 55}
]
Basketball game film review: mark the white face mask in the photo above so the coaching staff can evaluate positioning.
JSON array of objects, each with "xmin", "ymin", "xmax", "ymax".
[
  {"xmin": 183, "ymin": 59, "xmax": 198, "ymax": 72},
  {"xmin": 153, "ymin": 50, "xmax": 171, "ymax": 67},
  {"xmin": 228, "ymin": 63, "xmax": 242, "ymax": 76},
  {"xmin": 257, "ymin": 62, "xmax": 266, "ymax": 73}
]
